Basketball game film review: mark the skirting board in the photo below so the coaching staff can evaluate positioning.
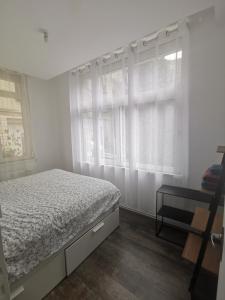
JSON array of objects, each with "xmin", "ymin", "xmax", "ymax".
[
  {"xmin": 120, "ymin": 204, "xmax": 155, "ymax": 219},
  {"xmin": 120, "ymin": 205, "xmax": 195, "ymax": 231},
  {"xmin": 10, "ymin": 208, "xmax": 119, "ymax": 300}
]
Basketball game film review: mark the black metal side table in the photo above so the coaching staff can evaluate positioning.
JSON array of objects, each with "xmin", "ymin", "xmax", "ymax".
[{"xmin": 155, "ymin": 184, "xmax": 214, "ymax": 245}]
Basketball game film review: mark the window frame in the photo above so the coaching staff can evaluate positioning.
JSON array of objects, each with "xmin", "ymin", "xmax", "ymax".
[
  {"xmin": 0, "ymin": 70, "xmax": 33, "ymax": 164},
  {"xmin": 76, "ymin": 48, "xmax": 181, "ymax": 172}
]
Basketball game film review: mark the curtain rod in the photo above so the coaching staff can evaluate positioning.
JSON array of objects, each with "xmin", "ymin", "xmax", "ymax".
[{"xmin": 71, "ymin": 20, "xmax": 185, "ymax": 74}]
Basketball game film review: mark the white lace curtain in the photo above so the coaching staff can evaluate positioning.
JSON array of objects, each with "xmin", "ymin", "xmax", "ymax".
[
  {"xmin": 70, "ymin": 23, "xmax": 189, "ymax": 215},
  {"xmin": 0, "ymin": 69, "xmax": 35, "ymax": 181}
]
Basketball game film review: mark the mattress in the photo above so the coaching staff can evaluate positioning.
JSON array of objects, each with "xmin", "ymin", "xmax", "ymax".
[{"xmin": 0, "ymin": 169, "xmax": 120, "ymax": 283}]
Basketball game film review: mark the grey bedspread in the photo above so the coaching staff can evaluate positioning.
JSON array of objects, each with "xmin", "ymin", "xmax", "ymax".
[{"xmin": 0, "ymin": 169, "xmax": 120, "ymax": 283}]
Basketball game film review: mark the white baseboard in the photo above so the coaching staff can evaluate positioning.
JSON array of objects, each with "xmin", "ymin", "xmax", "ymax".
[{"xmin": 119, "ymin": 204, "xmax": 155, "ymax": 219}]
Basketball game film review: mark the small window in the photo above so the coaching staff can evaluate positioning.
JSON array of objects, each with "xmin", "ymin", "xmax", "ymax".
[{"xmin": 0, "ymin": 70, "xmax": 33, "ymax": 162}]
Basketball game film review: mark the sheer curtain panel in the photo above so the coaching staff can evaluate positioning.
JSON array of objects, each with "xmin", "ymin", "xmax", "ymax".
[
  {"xmin": 0, "ymin": 69, "xmax": 35, "ymax": 181},
  {"xmin": 70, "ymin": 23, "xmax": 189, "ymax": 215}
]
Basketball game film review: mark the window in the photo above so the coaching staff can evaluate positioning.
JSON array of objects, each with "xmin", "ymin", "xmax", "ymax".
[
  {"xmin": 78, "ymin": 65, "xmax": 128, "ymax": 166},
  {"xmin": 134, "ymin": 47, "xmax": 182, "ymax": 173},
  {"xmin": 71, "ymin": 31, "xmax": 187, "ymax": 176},
  {"xmin": 70, "ymin": 24, "xmax": 189, "ymax": 217},
  {"xmin": 0, "ymin": 70, "xmax": 33, "ymax": 163}
]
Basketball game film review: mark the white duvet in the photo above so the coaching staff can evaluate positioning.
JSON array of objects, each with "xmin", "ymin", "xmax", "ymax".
[{"xmin": 0, "ymin": 169, "xmax": 120, "ymax": 283}]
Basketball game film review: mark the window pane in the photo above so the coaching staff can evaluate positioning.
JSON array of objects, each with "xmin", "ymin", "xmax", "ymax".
[
  {"xmin": 99, "ymin": 111, "xmax": 114, "ymax": 163},
  {"xmin": 134, "ymin": 60, "xmax": 155, "ymax": 98},
  {"xmin": 0, "ymin": 79, "xmax": 15, "ymax": 92},
  {"xmin": 81, "ymin": 113, "xmax": 94, "ymax": 162},
  {"xmin": 137, "ymin": 103, "xmax": 156, "ymax": 166},
  {"xmin": 137, "ymin": 102, "xmax": 175, "ymax": 172},
  {"xmin": 0, "ymin": 116, "xmax": 24, "ymax": 159},
  {"xmin": 80, "ymin": 77, "xmax": 92, "ymax": 110},
  {"xmin": 0, "ymin": 96, "xmax": 25, "ymax": 160},
  {"xmin": 99, "ymin": 108, "xmax": 128, "ymax": 166},
  {"xmin": 134, "ymin": 50, "xmax": 182, "ymax": 103},
  {"xmin": 158, "ymin": 51, "xmax": 182, "ymax": 91},
  {"xmin": 121, "ymin": 107, "xmax": 129, "ymax": 165},
  {"xmin": 100, "ymin": 69, "xmax": 127, "ymax": 106},
  {"xmin": 0, "ymin": 97, "xmax": 21, "ymax": 112}
]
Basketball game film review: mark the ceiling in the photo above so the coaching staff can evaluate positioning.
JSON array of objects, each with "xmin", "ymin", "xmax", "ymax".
[{"xmin": 0, "ymin": 0, "xmax": 213, "ymax": 80}]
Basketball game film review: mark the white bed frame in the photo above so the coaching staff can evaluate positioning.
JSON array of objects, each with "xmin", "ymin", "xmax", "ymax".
[{"xmin": 0, "ymin": 207, "xmax": 119, "ymax": 300}]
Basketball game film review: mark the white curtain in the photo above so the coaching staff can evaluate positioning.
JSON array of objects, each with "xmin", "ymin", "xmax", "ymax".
[
  {"xmin": 0, "ymin": 69, "xmax": 35, "ymax": 181},
  {"xmin": 70, "ymin": 23, "xmax": 189, "ymax": 216}
]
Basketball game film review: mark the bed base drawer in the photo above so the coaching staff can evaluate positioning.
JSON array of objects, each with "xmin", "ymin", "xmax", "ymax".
[{"xmin": 65, "ymin": 208, "xmax": 119, "ymax": 276}]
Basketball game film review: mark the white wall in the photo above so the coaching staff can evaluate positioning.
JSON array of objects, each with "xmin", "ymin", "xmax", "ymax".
[
  {"xmin": 188, "ymin": 8, "xmax": 225, "ymax": 188},
  {"xmin": 52, "ymin": 8, "xmax": 225, "ymax": 194},
  {"xmin": 48, "ymin": 74, "xmax": 73, "ymax": 171},
  {"xmin": 27, "ymin": 77, "xmax": 62, "ymax": 172}
]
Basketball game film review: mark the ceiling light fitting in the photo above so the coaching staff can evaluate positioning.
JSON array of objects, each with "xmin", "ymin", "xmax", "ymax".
[{"xmin": 38, "ymin": 28, "xmax": 48, "ymax": 43}]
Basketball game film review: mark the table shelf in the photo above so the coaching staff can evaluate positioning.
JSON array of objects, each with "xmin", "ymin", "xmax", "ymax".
[
  {"xmin": 158, "ymin": 205, "xmax": 194, "ymax": 225},
  {"xmin": 155, "ymin": 184, "xmax": 213, "ymax": 245},
  {"xmin": 157, "ymin": 185, "xmax": 214, "ymax": 204}
]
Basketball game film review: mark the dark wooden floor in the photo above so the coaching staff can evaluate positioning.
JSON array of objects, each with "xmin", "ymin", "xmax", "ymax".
[{"xmin": 45, "ymin": 208, "xmax": 193, "ymax": 300}]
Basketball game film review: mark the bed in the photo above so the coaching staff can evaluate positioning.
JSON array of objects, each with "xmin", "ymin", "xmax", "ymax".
[{"xmin": 0, "ymin": 169, "xmax": 120, "ymax": 300}]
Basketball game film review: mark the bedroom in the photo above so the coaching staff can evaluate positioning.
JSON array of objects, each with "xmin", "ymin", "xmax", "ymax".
[{"xmin": 0, "ymin": 0, "xmax": 225, "ymax": 299}]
